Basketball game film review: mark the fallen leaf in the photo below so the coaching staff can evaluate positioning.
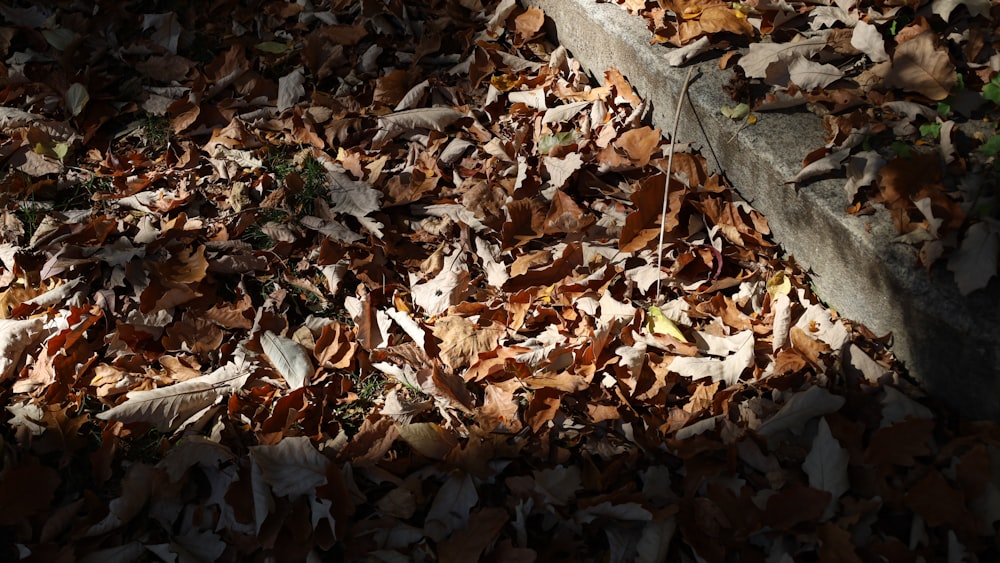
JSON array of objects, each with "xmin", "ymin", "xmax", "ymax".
[
  {"xmin": 886, "ymin": 32, "xmax": 956, "ymax": 100},
  {"xmin": 756, "ymin": 385, "xmax": 846, "ymax": 437},
  {"xmin": 432, "ymin": 315, "xmax": 504, "ymax": 370},
  {"xmin": 65, "ymin": 82, "xmax": 89, "ymax": 117},
  {"xmin": 424, "ymin": 473, "xmax": 478, "ymax": 542},
  {"xmin": 931, "ymin": 0, "xmax": 991, "ymax": 22},
  {"xmin": 788, "ymin": 57, "xmax": 844, "ymax": 90},
  {"xmin": 850, "ymin": 21, "xmax": 889, "ymax": 63},
  {"xmin": 372, "ymin": 107, "xmax": 466, "ymax": 146},
  {"xmin": 261, "ymin": 330, "xmax": 313, "ymax": 390},
  {"xmin": 97, "ymin": 357, "xmax": 253, "ymax": 432},
  {"xmin": 947, "ymin": 220, "xmax": 999, "ymax": 295},
  {"xmin": 277, "ymin": 67, "xmax": 306, "ymax": 112},
  {"xmin": 668, "ymin": 330, "xmax": 753, "ymax": 385},
  {"xmin": 802, "ymin": 417, "xmax": 849, "ymax": 519},
  {"xmin": 786, "ymin": 148, "xmax": 850, "ymax": 185},
  {"xmin": 250, "ymin": 436, "xmax": 329, "ymax": 497}
]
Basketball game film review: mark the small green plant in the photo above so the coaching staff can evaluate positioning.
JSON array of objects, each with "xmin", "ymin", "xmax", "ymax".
[
  {"xmin": 980, "ymin": 135, "xmax": 1000, "ymax": 158},
  {"xmin": 983, "ymin": 75, "xmax": 1000, "ymax": 106},
  {"xmin": 14, "ymin": 197, "xmax": 50, "ymax": 241},
  {"xmin": 890, "ymin": 140, "xmax": 912, "ymax": 158},
  {"xmin": 138, "ymin": 114, "xmax": 172, "ymax": 153},
  {"xmin": 334, "ymin": 372, "xmax": 387, "ymax": 434},
  {"xmin": 241, "ymin": 208, "xmax": 287, "ymax": 249},
  {"xmin": 291, "ymin": 154, "xmax": 328, "ymax": 215},
  {"xmin": 264, "ymin": 145, "xmax": 329, "ymax": 216},
  {"xmin": 919, "ymin": 122, "xmax": 942, "ymax": 139}
]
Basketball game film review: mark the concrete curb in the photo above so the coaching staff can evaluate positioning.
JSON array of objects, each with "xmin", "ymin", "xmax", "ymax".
[{"xmin": 522, "ymin": 0, "xmax": 1000, "ymax": 418}]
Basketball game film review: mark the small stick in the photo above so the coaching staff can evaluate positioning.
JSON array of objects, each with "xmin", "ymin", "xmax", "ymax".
[{"xmin": 655, "ymin": 66, "xmax": 695, "ymax": 302}]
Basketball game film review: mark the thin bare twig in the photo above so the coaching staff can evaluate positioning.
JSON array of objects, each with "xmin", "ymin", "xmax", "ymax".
[{"xmin": 655, "ymin": 66, "xmax": 695, "ymax": 302}]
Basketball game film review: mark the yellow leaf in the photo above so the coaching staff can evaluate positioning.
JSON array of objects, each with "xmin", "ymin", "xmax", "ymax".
[
  {"xmin": 766, "ymin": 271, "xmax": 791, "ymax": 300},
  {"xmin": 647, "ymin": 306, "xmax": 688, "ymax": 342},
  {"xmin": 52, "ymin": 142, "xmax": 69, "ymax": 160}
]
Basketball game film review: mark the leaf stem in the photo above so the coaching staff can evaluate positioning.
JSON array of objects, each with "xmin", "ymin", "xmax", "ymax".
[{"xmin": 655, "ymin": 66, "xmax": 695, "ymax": 302}]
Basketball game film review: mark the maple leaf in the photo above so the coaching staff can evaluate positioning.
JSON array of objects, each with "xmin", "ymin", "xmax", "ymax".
[
  {"xmin": 850, "ymin": 21, "xmax": 889, "ymax": 63},
  {"xmin": 277, "ymin": 67, "xmax": 306, "ymax": 112},
  {"xmin": 410, "ymin": 249, "xmax": 471, "ymax": 316},
  {"xmin": 424, "ymin": 473, "xmax": 478, "ymax": 542}
]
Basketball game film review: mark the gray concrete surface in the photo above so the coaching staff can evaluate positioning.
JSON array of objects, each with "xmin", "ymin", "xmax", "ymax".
[{"xmin": 522, "ymin": 0, "xmax": 1000, "ymax": 419}]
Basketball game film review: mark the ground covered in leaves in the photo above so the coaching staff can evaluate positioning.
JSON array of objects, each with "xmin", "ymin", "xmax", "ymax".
[
  {"xmin": 611, "ymin": 0, "xmax": 1000, "ymax": 295},
  {"xmin": 1, "ymin": 0, "xmax": 999, "ymax": 561}
]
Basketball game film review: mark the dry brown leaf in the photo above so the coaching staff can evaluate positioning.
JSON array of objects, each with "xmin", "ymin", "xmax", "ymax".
[{"xmin": 886, "ymin": 31, "xmax": 956, "ymax": 100}]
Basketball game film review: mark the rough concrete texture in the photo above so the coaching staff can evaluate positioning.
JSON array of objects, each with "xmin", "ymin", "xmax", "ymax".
[{"xmin": 522, "ymin": 0, "xmax": 1000, "ymax": 418}]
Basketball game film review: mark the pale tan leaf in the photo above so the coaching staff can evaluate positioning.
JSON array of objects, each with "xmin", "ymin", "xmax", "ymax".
[
  {"xmin": 0, "ymin": 317, "xmax": 48, "ymax": 381},
  {"xmin": 396, "ymin": 422, "xmax": 458, "ymax": 460},
  {"xmin": 261, "ymin": 330, "xmax": 313, "ymax": 390},
  {"xmin": 663, "ymin": 36, "xmax": 711, "ymax": 67},
  {"xmin": 65, "ymin": 82, "xmax": 89, "ymax": 117},
  {"xmin": 96, "ymin": 358, "xmax": 253, "ymax": 432},
  {"xmin": 843, "ymin": 150, "xmax": 886, "ymax": 201},
  {"xmin": 886, "ymin": 32, "xmax": 956, "ymax": 100},
  {"xmin": 250, "ymin": 436, "xmax": 329, "ymax": 497},
  {"xmin": 788, "ymin": 57, "xmax": 844, "ymax": 90},
  {"xmin": 542, "ymin": 152, "xmax": 584, "ymax": 190},
  {"xmin": 850, "ymin": 21, "xmax": 889, "ymax": 63},
  {"xmin": 372, "ymin": 107, "xmax": 466, "ymax": 145},
  {"xmin": 786, "ymin": 148, "xmax": 850, "ymax": 185},
  {"xmin": 411, "ymin": 251, "xmax": 470, "ymax": 316},
  {"xmin": 142, "ymin": 12, "xmax": 182, "ymax": 54},
  {"xmin": 802, "ymin": 417, "xmax": 849, "ymax": 515},
  {"xmin": 277, "ymin": 67, "xmax": 305, "ymax": 112},
  {"xmin": 156, "ymin": 435, "xmax": 235, "ymax": 482},
  {"xmin": 324, "ymin": 163, "xmax": 384, "ymax": 237},
  {"xmin": 668, "ymin": 330, "xmax": 754, "ymax": 385},
  {"xmin": 424, "ymin": 473, "xmax": 478, "ymax": 541},
  {"xmin": 542, "ymin": 101, "xmax": 589, "ymax": 124},
  {"xmin": 756, "ymin": 385, "xmax": 846, "ymax": 437},
  {"xmin": 738, "ymin": 36, "xmax": 828, "ymax": 80},
  {"xmin": 881, "ymin": 386, "xmax": 935, "ymax": 427},
  {"xmin": 932, "ymin": 0, "xmax": 990, "ymax": 22},
  {"xmin": 432, "ymin": 315, "xmax": 504, "ymax": 370},
  {"xmin": 947, "ymin": 221, "xmax": 999, "ymax": 295},
  {"xmin": 772, "ymin": 293, "xmax": 792, "ymax": 352}
]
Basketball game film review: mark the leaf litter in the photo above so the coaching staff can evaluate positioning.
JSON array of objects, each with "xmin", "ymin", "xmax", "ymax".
[
  {"xmin": 617, "ymin": 0, "xmax": 1000, "ymax": 294},
  {"xmin": 0, "ymin": 0, "xmax": 998, "ymax": 561}
]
